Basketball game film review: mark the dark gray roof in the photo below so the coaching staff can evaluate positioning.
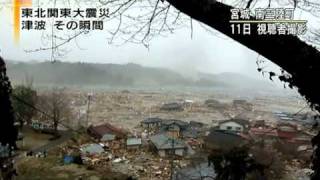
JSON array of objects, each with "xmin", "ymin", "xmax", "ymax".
[
  {"xmin": 101, "ymin": 134, "xmax": 116, "ymax": 141},
  {"xmin": 189, "ymin": 121, "xmax": 205, "ymax": 128},
  {"xmin": 205, "ymin": 99, "xmax": 220, "ymax": 104},
  {"xmin": 142, "ymin": 117, "xmax": 163, "ymax": 124},
  {"xmin": 160, "ymin": 103, "xmax": 183, "ymax": 111},
  {"xmin": 162, "ymin": 119, "xmax": 188, "ymax": 127},
  {"xmin": 233, "ymin": 99, "xmax": 248, "ymax": 103},
  {"xmin": 160, "ymin": 119, "xmax": 189, "ymax": 133},
  {"xmin": 150, "ymin": 134, "xmax": 187, "ymax": 150}
]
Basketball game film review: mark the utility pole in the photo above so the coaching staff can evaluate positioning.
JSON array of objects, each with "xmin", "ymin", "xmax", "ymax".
[
  {"xmin": 86, "ymin": 93, "xmax": 93, "ymax": 127},
  {"xmin": 77, "ymin": 109, "xmax": 81, "ymax": 128},
  {"xmin": 170, "ymin": 137, "xmax": 175, "ymax": 180}
]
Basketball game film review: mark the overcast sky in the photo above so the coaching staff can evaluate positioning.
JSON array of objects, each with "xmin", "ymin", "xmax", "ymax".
[{"xmin": 0, "ymin": 0, "xmax": 317, "ymax": 82}]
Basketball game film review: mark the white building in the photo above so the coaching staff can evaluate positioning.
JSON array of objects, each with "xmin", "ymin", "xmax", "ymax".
[{"xmin": 218, "ymin": 119, "xmax": 249, "ymax": 133}]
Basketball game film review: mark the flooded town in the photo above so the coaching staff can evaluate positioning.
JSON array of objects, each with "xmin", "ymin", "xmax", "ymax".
[
  {"xmin": 1, "ymin": 81, "xmax": 317, "ymax": 179},
  {"xmin": 1, "ymin": 0, "xmax": 320, "ymax": 179}
]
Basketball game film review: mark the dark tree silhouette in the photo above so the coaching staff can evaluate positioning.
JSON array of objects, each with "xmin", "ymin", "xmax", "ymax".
[
  {"xmin": 37, "ymin": 87, "xmax": 71, "ymax": 135},
  {"xmin": 0, "ymin": 56, "xmax": 17, "ymax": 147},
  {"xmin": 208, "ymin": 147, "xmax": 267, "ymax": 180},
  {"xmin": 12, "ymin": 85, "xmax": 37, "ymax": 127}
]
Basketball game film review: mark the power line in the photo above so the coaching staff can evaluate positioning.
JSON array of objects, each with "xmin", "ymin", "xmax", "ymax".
[
  {"xmin": 292, "ymin": 104, "xmax": 310, "ymax": 117},
  {"xmin": 12, "ymin": 94, "xmax": 51, "ymax": 120},
  {"xmin": 11, "ymin": 94, "xmax": 81, "ymax": 134}
]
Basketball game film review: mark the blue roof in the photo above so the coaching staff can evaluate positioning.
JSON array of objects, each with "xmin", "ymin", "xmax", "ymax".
[
  {"xmin": 126, "ymin": 138, "xmax": 142, "ymax": 146},
  {"xmin": 81, "ymin": 144, "xmax": 104, "ymax": 155},
  {"xmin": 101, "ymin": 134, "xmax": 116, "ymax": 141},
  {"xmin": 150, "ymin": 134, "xmax": 186, "ymax": 150},
  {"xmin": 142, "ymin": 117, "xmax": 162, "ymax": 124}
]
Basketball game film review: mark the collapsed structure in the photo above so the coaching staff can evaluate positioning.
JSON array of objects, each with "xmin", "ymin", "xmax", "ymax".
[
  {"xmin": 87, "ymin": 123, "xmax": 127, "ymax": 141},
  {"xmin": 150, "ymin": 134, "xmax": 188, "ymax": 157}
]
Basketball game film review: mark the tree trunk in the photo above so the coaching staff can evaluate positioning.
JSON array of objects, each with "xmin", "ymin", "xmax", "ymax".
[
  {"xmin": 53, "ymin": 112, "xmax": 58, "ymax": 135},
  {"xmin": 0, "ymin": 57, "xmax": 17, "ymax": 148}
]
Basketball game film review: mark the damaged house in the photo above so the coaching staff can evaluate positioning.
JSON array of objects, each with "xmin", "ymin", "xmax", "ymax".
[
  {"xmin": 183, "ymin": 121, "xmax": 206, "ymax": 139},
  {"xmin": 160, "ymin": 102, "xmax": 184, "ymax": 111},
  {"xmin": 150, "ymin": 134, "xmax": 188, "ymax": 157},
  {"xmin": 126, "ymin": 137, "xmax": 142, "ymax": 150},
  {"xmin": 218, "ymin": 119, "xmax": 250, "ymax": 133},
  {"xmin": 87, "ymin": 123, "xmax": 127, "ymax": 142},
  {"xmin": 141, "ymin": 117, "xmax": 163, "ymax": 129},
  {"xmin": 276, "ymin": 123, "xmax": 312, "ymax": 144},
  {"xmin": 160, "ymin": 119, "xmax": 189, "ymax": 138},
  {"xmin": 80, "ymin": 144, "xmax": 104, "ymax": 156}
]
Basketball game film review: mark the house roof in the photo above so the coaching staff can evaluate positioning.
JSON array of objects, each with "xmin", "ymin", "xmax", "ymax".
[
  {"xmin": 205, "ymin": 99, "xmax": 221, "ymax": 105},
  {"xmin": 182, "ymin": 128, "xmax": 199, "ymax": 138},
  {"xmin": 160, "ymin": 102, "xmax": 183, "ymax": 111},
  {"xmin": 126, "ymin": 138, "xmax": 142, "ymax": 146},
  {"xmin": 160, "ymin": 119, "xmax": 189, "ymax": 133},
  {"xmin": 206, "ymin": 99, "xmax": 225, "ymax": 108},
  {"xmin": 87, "ymin": 123, "xmax": 127, "ymax": 139},
  {"xmin": 219, "ymin": 119, "xmax": 249, "ymax": 126},
  {"xmin": 142, "ymin": 117, "xmax": 163, "ymax": 124},
  {"xmin": 150, "ymin": 134, "xmax": 187, "ymax": 150},
  {"xmin": 162, "ymin": 119, "xmax": 188, "ymax": 127},
  {"xmin": 81, "ymin": 144, "xmax": 104, "ymax": 155},
  {"xmin": 233, "ymin": 100, "xmax": 248, "ymax": 104},
  {"xmin": 101, "ymin": 134, "xmax": 116, "ymax": 141},
  {"xmin": 189, "ymin": 121, "xmax": 205, "ymax": 128}
]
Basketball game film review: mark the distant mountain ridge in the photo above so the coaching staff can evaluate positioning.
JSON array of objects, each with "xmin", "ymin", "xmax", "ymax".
[{"xmin": 6, "ymin": 61, "xmax": 276, "ymax": 89}]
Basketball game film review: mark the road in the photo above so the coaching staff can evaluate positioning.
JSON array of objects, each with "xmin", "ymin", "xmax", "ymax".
[{"xmin": 30, "ymin": 130, "xmax": 73, "ymax": 154}]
